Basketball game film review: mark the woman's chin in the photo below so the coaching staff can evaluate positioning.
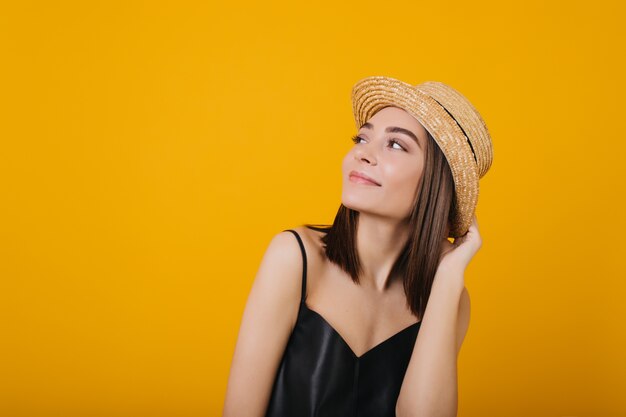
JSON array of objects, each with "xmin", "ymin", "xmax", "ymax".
[{"xmin": 341, "ymin": 198, "xmax": 370, "ymax": 213}]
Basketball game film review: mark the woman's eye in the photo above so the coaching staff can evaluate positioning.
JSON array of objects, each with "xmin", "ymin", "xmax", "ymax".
[
  {"xmin": 389, "ymin": 139, "xmax": 405, "ymax": 151},
  {"xmin": 351, "ymin": 135, "xmax": 364, "ymax": 144}
]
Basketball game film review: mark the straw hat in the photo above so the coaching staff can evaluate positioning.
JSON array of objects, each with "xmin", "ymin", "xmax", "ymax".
[{"xmin": 351, "ymin": 75, "xmax": 494, "ymax": 238}]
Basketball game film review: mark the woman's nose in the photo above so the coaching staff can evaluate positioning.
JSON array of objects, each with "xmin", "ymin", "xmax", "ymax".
[{"xmin": 354, "ymin": 145, "xmax": 377, "ymax": 165}]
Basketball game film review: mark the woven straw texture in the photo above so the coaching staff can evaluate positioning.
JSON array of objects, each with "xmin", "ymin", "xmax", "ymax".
[{"xmin": 351, "ymin": 76, "xmax": 494, "ymax": 238}]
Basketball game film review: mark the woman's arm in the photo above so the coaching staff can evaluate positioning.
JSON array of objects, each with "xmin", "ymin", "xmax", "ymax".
[
  {"xmin": 396, "ymin": 215, "xmax": 480, "ymax": 417},
  {"xmin": 395, "ymin": 266, "xmax": 468, "ymax": 417},
  {"xmin": 222, "ymin": 231, "xmax": 303, "ymax": 417}
]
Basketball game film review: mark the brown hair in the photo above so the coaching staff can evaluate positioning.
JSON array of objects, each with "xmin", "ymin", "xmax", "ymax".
[{"xmin": 305, "ymin": 129, "xmax": 456, "ymax": 320}]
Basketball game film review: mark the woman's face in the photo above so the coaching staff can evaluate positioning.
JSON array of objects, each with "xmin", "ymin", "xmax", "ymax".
[{"xmin": 341, "ymin": 106, "xmax": 429, "ymax": 221}]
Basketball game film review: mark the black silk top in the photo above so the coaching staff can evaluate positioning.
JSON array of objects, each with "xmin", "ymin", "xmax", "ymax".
[{"xmin": 264, "ymin": 229, "xmax": 421, "ymax": 417}]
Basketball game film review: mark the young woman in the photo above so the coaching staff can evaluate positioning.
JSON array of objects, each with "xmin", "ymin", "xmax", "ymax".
[{"xmin": 223, "ymin": 76, "xmax": 494, "ymax": 417}]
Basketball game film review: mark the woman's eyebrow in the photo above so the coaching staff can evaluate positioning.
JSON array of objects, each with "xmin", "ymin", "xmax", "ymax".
[{"xmin": 360, "ymin": 122, "xmax": 422, "ymax": 149}]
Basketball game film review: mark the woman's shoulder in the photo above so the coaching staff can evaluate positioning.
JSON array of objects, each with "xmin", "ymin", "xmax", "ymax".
[
  {"xmin": 258, "ymin": 225, "xmax": 327, "ymax": 276},
  {"xmin": 255, "ymin": 230, "xmax": 306, "ymax": 292},
  {"xmin": 274, "ymin": 225, "xmax": 330, "ymax": 280}
]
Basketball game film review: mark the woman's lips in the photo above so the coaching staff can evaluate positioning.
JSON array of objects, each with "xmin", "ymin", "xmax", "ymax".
[{"xmin": 349, "ymin": 173, "xmax": 381, "ymax": 186}]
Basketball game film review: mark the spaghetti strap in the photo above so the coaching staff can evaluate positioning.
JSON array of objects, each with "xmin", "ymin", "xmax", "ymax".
[{"xmin": 283, "ymin": 229, "xmax": 307, "ymax": 303}]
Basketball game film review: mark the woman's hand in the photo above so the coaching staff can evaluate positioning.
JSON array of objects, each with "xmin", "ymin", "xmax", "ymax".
[{"xmin": 438, "ymin": 214, "xmax": 482, "ymax": 275}]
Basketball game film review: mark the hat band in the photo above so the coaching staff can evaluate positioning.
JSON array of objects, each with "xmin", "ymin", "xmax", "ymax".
[{"xmin": 430, "ymin": 97, "xmax": 477, "ymax": 165}]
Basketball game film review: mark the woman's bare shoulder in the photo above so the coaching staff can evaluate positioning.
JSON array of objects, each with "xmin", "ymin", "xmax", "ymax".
[{"xmin": 252, "ymin": 230, "xmax": 305, "ymax": 308}]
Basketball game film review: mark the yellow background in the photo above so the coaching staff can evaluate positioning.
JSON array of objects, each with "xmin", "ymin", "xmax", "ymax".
[{"xmin": 1, "ymin": 1, "xmax": 624, "ymax": 416}]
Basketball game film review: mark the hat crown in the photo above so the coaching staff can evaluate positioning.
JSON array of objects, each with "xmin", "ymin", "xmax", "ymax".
[{"xmin": 415, "ymin": 81, "xmax": 494, "ymax": 179}]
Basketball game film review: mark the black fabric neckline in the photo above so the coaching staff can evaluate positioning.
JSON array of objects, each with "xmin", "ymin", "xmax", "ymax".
[{"xmin": 301, "ymin": 301, "xmax": 421, "ymax": 360}]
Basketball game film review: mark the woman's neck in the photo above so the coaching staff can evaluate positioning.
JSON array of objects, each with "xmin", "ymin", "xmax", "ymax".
[{"xmin": 355, "ymin": 213, "xmax": 410, "ymax": 292}]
